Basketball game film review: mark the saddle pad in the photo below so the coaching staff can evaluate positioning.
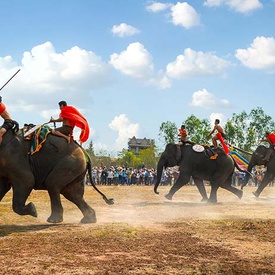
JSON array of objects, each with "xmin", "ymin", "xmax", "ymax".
[
  {"xmin": 30, "ymin": 125, "xmax": 51, "ymax": 155},
  {"xmin": 192, "ymin": 144, "xmax": 205, "ymax": 152}
]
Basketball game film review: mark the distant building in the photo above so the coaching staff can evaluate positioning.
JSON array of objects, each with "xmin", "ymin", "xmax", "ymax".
[{"xmin": 128, "ymin": 136, "xmax": 155, "ymax": 155}]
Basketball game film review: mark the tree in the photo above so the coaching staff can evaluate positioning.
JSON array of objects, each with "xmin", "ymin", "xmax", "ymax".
[
  {"xmin": 225, "ymin": 111, "xmax": 248, "ymax": 149},
  {"xmin": 117, "ymin": 149, "xmax": 142, "ymax": 168},
  {"xmin": 184, "ymin": 115, "xmax": 211, "ymax": 144},
  {"xmin": 158, "ymin": 121, "xmax": 178, "ymax": 145},
  {"xmin": 86, "ymin": 140, "xmax": 95, "ymax": 157},
  {"xmin": 91, "ymin": 149, "xmax": 113, "ymax": 168},
  {"xmin": 138, "ymin": 147, "xmax": 157, "ymax": 169},
  {"xmin": 225, "ymin": 107, "xmax": 275, "ymax": 151}
]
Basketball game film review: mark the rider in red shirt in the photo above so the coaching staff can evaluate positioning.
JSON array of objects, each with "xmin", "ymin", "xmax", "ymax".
[
  {"xmin": 50, "ymin": 101, "xmax": 90, "ymax": 144},
  {"xmin": 178, "ymin": 124, "xmax": 195, "ymax": 146},
  {"xmin": 261, "ymin": 131, "xmax": 275, "ymax": 161},
  {"xmin": 0, "ymin": 96, "xmax": 18, "ymax": 145}
]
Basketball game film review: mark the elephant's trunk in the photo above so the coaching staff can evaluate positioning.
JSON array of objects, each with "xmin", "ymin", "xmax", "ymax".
[
  {"xmin": 154, "ymin": 157, "xmax": 166, "ymax": 194},
  {"xmin": 241, "ymin": 162, "xmax": 253, "ymax": 189}
]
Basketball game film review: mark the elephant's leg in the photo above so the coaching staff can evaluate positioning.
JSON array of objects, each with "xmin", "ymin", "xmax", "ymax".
[
  {"xmin": 208, "ymin": 181, "xmax": 219, "ymax": 204},
  {"xmin": 61, "ymin": 180, "xmax": 97, "ymax": 224},
  {"xmin": 10, "ymin": 174, "xmax": 37, "ymax": 217},
  {"xmin": 165, "ymin": 173, "xmax": 191, "ymax": 200},
  {"xmin": 220, "ymin": 177, "xmax": 243, "ymax": 199},
  {"xmin": 47, "ymin": 188, "xmax": 64, "ymax": 223},
  {"xmin": 193, "ymin": 177, "xmax": 208, "ymax": 201},
  {"xmin": 253, "ymin": 173, "xmax": 274, "ymax": 198},
  {"xmin": 45, "ymin": 167, "xmax": 85, "ymax": 223},
  {"xmin": 0, "ymin": 180, "xmax": 11, "ymax": 201}
]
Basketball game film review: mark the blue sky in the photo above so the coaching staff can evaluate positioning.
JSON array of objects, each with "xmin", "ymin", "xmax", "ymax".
[{"xmin": 0, "ymin": 0, "xmax": 274, "ymax": 155}]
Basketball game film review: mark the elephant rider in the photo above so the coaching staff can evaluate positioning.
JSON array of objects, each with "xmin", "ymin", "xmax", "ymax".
[
  {"xmin": 178, "ymin": 124, "xmax": 194, "ymax": 146},
  {"xmin": 0, "ymin": 96, "xmax": 19, "ymax": 146},
  {"xmin": 50, "ymin": 100, "xmax": 90, "ymax": 144},
  {"xmin": 261, "ymin": 131, "xmax": 275, "ymax": 162},
  {"xmin": 207, "ymin": 119, "xmax": 229, "ymax": 154}
]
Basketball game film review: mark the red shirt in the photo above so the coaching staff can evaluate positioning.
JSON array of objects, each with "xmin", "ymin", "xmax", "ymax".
[
  {"xmin": 60, "ymin": 106, "xmax": 90, "ymax": 143},
  {"xmin": 0, "ymin": 103, "xmax": 6, "ymax": 115},
  {"xmin": 179, "ymin": 129, "xmax": 187, "ymax": 137},
  {"xmin": 268, "ymin": 133, "xmax": 275, "ymax": 145}
]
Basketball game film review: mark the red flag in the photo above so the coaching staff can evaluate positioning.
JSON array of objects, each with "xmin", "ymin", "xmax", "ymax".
[
  {"xmin": 216, "ymin": 132, "xmax": 229, "ymax": 154},
  {"xmin": 60, "ymin": 106, "xmax": 90, "ymax": 143}
]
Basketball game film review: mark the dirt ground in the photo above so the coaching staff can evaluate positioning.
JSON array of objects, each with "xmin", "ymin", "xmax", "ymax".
[{"xmin": 1, "ymin": 184, "xmax": 275, "ymax": 275}]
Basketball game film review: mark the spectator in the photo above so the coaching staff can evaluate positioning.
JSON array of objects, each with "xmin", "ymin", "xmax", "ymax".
[
  {"xmin": 101, "ymin": 168, "xmax": 108, "ymax": 185},
  {"xmin": 126, "ymin": 167, "xmax": 132, "ymax": 185},
  {"xmin": 107, "ymin": 169, "xmax": 114, "ymax": 185}
]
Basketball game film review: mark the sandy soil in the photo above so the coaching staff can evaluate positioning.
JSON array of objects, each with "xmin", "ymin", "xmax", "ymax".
[{"xmin": 1, "ymin": 184, "xmax": 275, "ymax": 274}]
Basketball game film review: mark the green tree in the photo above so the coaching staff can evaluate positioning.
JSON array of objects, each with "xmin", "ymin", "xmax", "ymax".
[
  {"xmin": 184, "ymin": 115, "xmax": 211, "ymax": 144},
  {"xmin": 117, "ymin": 149, "xmax": 142, "ymax": 168},
  {"xmin": 225, "ymin": 107, "xmax": 275, "ymax": 151},
  {"xmin": 138, "ymin": 147, "xmax": 157, "ymax": 169},
  {"xmin": 225, "ymin": 111, "xmax": 248, "ymax": 149},
  {"xmin": 90, "ymin": 149, "xmax": 113, "ymax": 167},
  {"xmin": 158, "ymin": 121, "xmax": 178, "ymax": 145},
  {"xmin": 86, "ymin": 139, "xmax": 95, "ymax": 157}
]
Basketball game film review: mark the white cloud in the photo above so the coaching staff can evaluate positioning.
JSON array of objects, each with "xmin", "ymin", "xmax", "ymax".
[
  {"xmin": 235, "ymin": 36, "xmax": 275, "ymax": 72},
  {"xmin": 166, "ymin": 48, "xmax": 231, "ymax": 79},
  {"xmin": 203, "ymin": 0, "xmax": 222, "ymax": 7},
  {"xmin": 109, "ymin": 42, "xmax": 154, "ymax": 78},
  {"xmin": 21, "ymin": 42, "xmax": 111, "ymax": 90},
  {"xmin": 146, "ymin": 2, "xmax": 173, "ymax": 12},
  {"xmin": 170, "ymin": 2, "xmax": 200, "ymax": 29},
  {"xmin": 0, "ymin": 56, "xmax": 17, "ymax": 70},
  {"xmin": 190, "ymin": 89, "xmax": 230, "ymax": 109},
  {"xmin": 146, "ymin": 2, "xmax": 200, "ymax": 29},
  {"xmin": 109, "ymin": 42, "xmax": 171, "ymax": 89},
  {"xmin": 203, "ymin": 0, "xmax": 262, "ymax": 13},
  {"xmin": 111, "ymin": 23, "xmax": 140, "ymax": 37},
  {"xmin": 93, "ymin": 142, "xmax": 108, "ymax": 152},
  {"xmin": 0, "ymin": 41, "xmax": 112, "ymax": 119},
  {"xmin": 109, "ymin": 114, "xmax": 139, "ymax": 151}
]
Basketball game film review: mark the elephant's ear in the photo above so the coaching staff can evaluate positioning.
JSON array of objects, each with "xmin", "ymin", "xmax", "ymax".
[
  {"xmin": 165, "ymin": 143, "xmax": 177, "ymax": 157},
  {"xmin": 175, "ymin": 145, "xmax": 182, "ymax": 162}
]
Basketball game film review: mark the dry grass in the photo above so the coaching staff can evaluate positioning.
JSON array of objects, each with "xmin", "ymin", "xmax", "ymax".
[{"xmin": 1, "ymin": 185, "xmax": 275, "ymax": 274}]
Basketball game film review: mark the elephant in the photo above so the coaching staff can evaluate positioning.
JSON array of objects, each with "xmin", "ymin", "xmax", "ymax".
[
  {"xmin": 0, "ymin": 127, "xmax": 113, "ymax": 223},
  {"xmin": 241, "ymin": 145, "xmax": 274, "ymax": 198},
  {"xmin": 154, "ymin": 143, "xmax": 244, "ymax": 203}
]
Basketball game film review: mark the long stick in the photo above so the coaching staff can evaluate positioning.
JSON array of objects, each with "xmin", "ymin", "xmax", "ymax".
[
  {"xmin": 228, "ymin": 143, "xmax": 253, "ymax": 155},
  {"xmin": 0, "ymin": 69, "xmax": 21, "ymax": 92}
]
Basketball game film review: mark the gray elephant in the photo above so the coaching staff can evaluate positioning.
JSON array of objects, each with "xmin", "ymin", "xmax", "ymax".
[
  {"xmin": 154, "ymin": 143, "xmax": 244, "ymax": 203},
  {"xmin": 241, "ymin": 145, "xmax": 274, "ymax": 197},
  {"xmin": 0, "ymin": 127, "xmax": 113, "ymax": 223}
]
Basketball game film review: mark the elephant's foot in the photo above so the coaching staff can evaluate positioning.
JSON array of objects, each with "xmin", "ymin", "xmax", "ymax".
[
  {"xmin": 27, "ymin": 202, "xmax": 38, "ymax": 217},
  {"xmin": 207, "ymin": 198, "xmax": 217, "ymax": 204},
  {"xmin": 237, "ymin": 189, "xmax": 243, "ymax": 199},
  {"xmin": 13, "ymin": 202, "xmax": 37, "ymax": 217},
  {"xmin": 252, "ymin": 191, "xmax": 260, "ymax": 198},
  {"xmin": 165, "ymin": 193, "xmax": 173, "ymax": 200},
  {"xmin": 47, "ymin": 215, "xmax": 63, "ymax": 223},
  {"xmin": 201, "ymin": 197, "xmax": 208, "ymax": 202},
  {"xmin": 80, "ymin": 215, "xmax": 97, "ymax": 224}
]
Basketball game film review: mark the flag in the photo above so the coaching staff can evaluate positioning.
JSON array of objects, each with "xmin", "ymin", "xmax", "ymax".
[{"xmin": 60, "ymin": 106, "xmax": 90, "ymax": 143}]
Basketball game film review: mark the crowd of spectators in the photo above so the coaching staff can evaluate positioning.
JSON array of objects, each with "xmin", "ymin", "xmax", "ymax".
[
  {"xmin": 86, "ymin": 165, "xmax": 181, "ymax": 186},
  {"xmin": 86, "ymin": 165, "xmax": 157, "ymax": 186},
  {"xmin": 86, "ymin": 164, "xmax": 275, "ymax": 187}
]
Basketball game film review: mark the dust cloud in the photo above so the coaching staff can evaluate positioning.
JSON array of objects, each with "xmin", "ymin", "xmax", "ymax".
[{"xmin": 45, "ymin": 185, "xmax": 275, "ymax": 226}]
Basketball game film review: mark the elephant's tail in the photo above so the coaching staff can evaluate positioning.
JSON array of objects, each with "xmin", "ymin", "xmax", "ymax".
[{"xmin": 87, "ymin": 161, "xmax": 114, "ymax": 205}]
